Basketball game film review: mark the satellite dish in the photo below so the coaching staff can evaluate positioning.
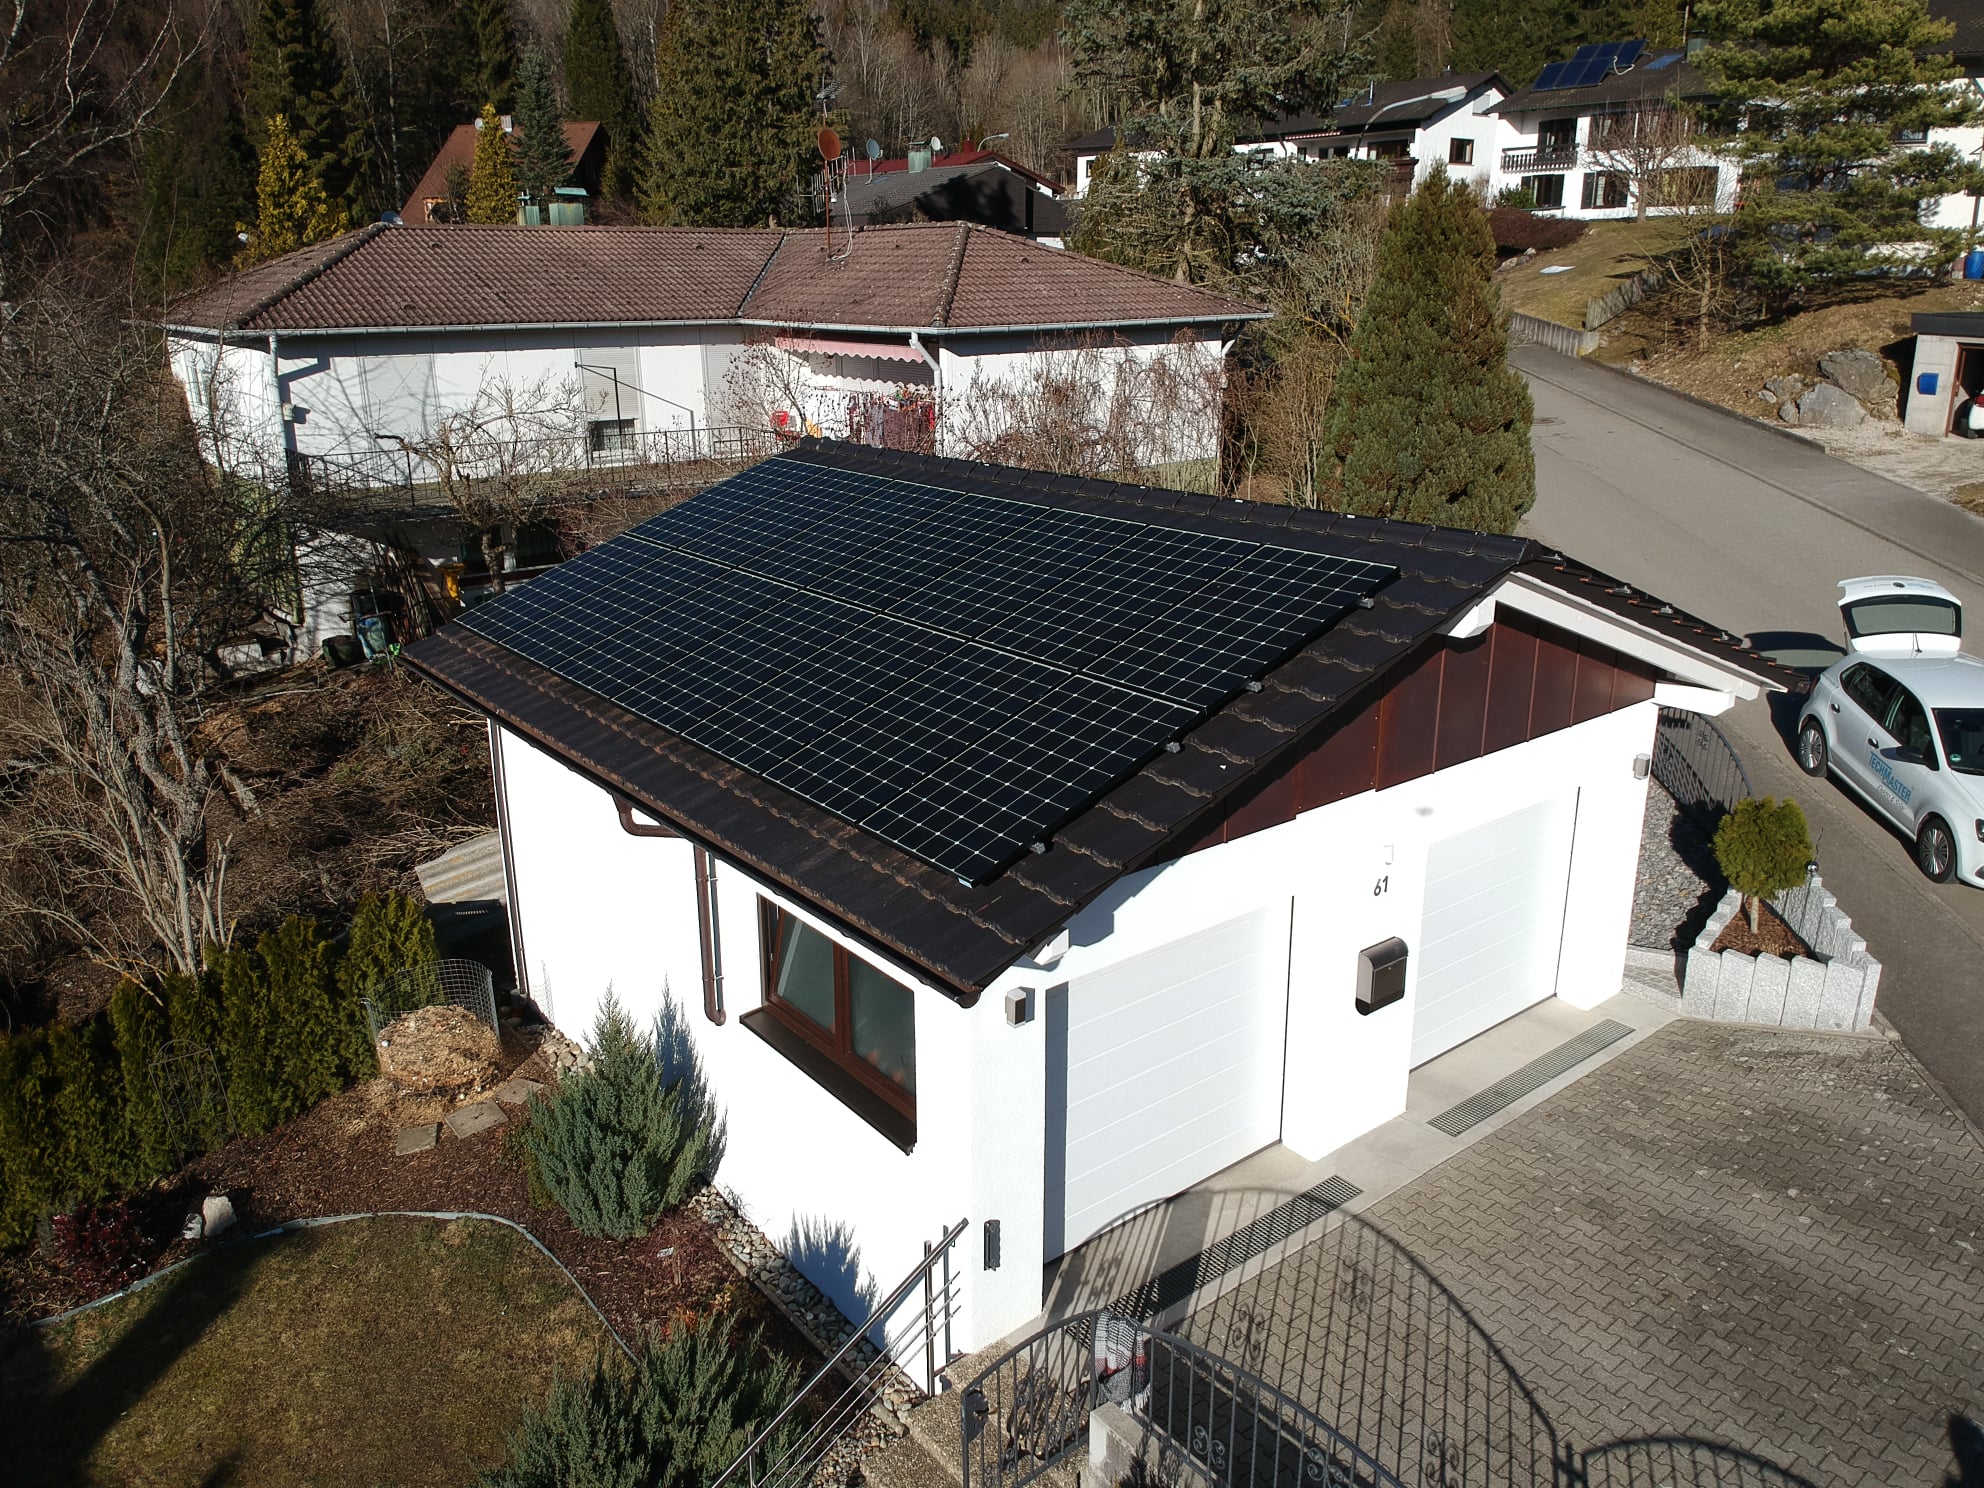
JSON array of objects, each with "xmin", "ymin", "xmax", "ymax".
[
  {"xmin": 865, "ymin": 138, "xmax": 882, "ymax": 162},
  {"xmin": 818, "ymin": 126, "xmax": 842, "ymax": 161},
  {"xmin": 930, "ymin": 136, "xmax": 943, "ymax": 152}
]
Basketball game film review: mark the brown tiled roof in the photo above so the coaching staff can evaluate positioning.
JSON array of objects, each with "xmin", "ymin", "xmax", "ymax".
[
  {"xmin": 400, "ymin": 120, "xmax": 605, "ymax": 221},
  {"xmin": 162, "ymin": 222, "xmax": 1264, "ymax": 335},
  {"xmin": 403, "ymin": 441, "xmax": 1786, "ymax": 1001}
]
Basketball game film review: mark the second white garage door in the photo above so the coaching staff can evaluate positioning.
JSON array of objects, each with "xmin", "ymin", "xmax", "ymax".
[
  {"xmin": 1046, "ymin": 906, "xmax": 1290, "ymax": 1258},
  {"xmin": 1410, "ymin": 798, "xmax": 1576, "ymax": 1066}
]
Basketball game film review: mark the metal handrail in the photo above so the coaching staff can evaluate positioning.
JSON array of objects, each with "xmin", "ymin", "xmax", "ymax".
[
  {"xmin": 712, "ymin": 1215, "xmax": 969, "ymax": 1488},
  {"xmin": 1651, "ymin": 705, "xmax": 1753, "ymax": 829}
]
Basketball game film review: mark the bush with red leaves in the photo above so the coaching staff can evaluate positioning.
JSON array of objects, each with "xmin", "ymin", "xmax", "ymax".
[
  {"xmin": 51, "ymin": 1200, "xmax": 151, "ymax": 1296},
  {"xmin": 1488, "ymin": 208, "xmax": 1586, "ymax": 257}
]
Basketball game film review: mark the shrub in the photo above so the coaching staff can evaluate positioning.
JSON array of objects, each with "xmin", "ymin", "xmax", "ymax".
[
  {"xmin": 481, "ymin": 1315, "xmax": 799, "ymax": 1488},
  {"xmin": 0, "ymin": 1028, "xmax": 61, "ymax": 1246},
  {"xmin": 51, "ymin": 1198, "xmax": 149, "ymax": 1296},
  {"xmin": 215, "ymin": 941, "xmax": 278, "ymax": 1136},
  {"xmin": 524, "ymin": 992, "xmax": 722, "ymax": 1240},
  {"xmin": 1486, "ymin": 206, "xmax": 1586, "ymax": 256},
  {"xmin": 1493, "ymin": 184, "xmax": 1538, "ymax": 210},
  {"xmin": 49, "ymin": 1020, "xmax": 133, "ymax": 1203},
  {"xmin": 1713, "ymin": 796, "xmax": 1814, "ymax": 932},
  {"xmin": 161, "ymin": 969, "xmax": 233, "ymax": 1150},
  {"xmin": 110, "ymin": 982, "xmax": 176, "ymax": 1177},
  {"xmin": 257, "ymin": 918, "xmax": 345, "ymax": 1118}
]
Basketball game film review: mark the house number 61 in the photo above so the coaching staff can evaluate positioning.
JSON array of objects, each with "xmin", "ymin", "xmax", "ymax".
[{"xmin": 1373, "ymin": 874, "xmax": 1389, "ymax": 897}]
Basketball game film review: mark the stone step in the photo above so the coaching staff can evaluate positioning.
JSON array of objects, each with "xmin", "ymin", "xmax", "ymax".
[
  {"xmin": 415, "ymin": 831, "xmax": 507, "ymax": 906},
  {"xmin": 858, "ymin": 1433, "xmax": 959, "ymax": 1488}
]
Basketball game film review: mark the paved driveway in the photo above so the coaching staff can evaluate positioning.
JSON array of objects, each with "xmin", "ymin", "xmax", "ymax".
[
  {"xmin": 1183, "ymin": 1021, "xmax": 1984, "ymax": 1487},
  {"xmin": 1514, "ymin": 346, "xmax": 1984, "ymax": 1125}
]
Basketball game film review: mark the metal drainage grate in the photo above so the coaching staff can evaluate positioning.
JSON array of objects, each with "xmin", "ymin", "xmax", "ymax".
[
  {"xmin": 1429, "ymin": 1019, "xmax": 1634, "ymax": 1138},
  {"xmin": 1107, "ymin": 1176, "xmax": 1362, "ymax": 1323}
]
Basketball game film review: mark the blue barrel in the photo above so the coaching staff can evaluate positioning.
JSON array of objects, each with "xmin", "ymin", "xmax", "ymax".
[{"xmin": 1965, "ymin": 248, "xmax": 1984, "ymax": 279}]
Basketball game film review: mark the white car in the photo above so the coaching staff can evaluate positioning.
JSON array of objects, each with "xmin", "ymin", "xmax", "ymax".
[{"xmin": 1797, "ymin": 576, "xmax": 1984, "ymax": 884}]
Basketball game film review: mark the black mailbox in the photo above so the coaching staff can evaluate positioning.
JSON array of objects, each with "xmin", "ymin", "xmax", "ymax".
[{"xmin": 1356, "ymin": 937, "xmax": 1408, "ymax": 1015}]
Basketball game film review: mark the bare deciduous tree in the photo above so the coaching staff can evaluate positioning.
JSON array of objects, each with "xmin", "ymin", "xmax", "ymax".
[
  {"xmin": 0, "ymin": 291, "xmax": 273, "ymax": 977},
  {"xmin": 1640, "ymin": 165, "xmax": 1734, "ymax": 351},
  {"xmin": 1583, "ymin": 100, "xmax": 1700, "ymax": 222},
  {"xmin": 404, "ymin": 372, "xmax": 586, "ymax": 594}
]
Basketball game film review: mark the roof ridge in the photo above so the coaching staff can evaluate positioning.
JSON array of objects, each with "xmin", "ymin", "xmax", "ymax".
[
  {"xmin": 934, "ymin": 222, "xmax": 971, "ymax": 328},
  {"xmin": 228, "ymin": 222, "xmax": 390, "ymax": 331}
]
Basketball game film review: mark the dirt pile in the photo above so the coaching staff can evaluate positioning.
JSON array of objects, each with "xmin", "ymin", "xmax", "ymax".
[{"xmin": 375, "ymin": 1004, "xmax": 501, "ymax": 1098}]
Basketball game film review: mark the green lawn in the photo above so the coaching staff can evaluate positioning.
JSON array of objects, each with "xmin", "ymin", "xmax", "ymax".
[
  {"xmin": 1496, "ymin": 216, "xmax": 1695, "ymax": 328},
  {"xmin": 0, "ymin": 1217, "xmax": 610, "ymax": 1487}
]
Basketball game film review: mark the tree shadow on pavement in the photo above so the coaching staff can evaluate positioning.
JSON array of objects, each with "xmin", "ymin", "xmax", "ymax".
[{"xmin": 1948, "ymin": 1414, "xmax": 1984, "ymax": 1487}]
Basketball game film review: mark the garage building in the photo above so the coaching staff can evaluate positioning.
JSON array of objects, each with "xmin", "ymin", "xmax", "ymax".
[{"xmin": 405, "ymin": 440, "xmax": 1784, "ymax": 1359}]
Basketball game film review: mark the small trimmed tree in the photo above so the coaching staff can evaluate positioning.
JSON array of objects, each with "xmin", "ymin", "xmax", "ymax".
[
  {"xmin": 467, "ymin": 103, "xmax": 520, "ymax": 224},
  {"xmin": 162, "ymin": 969, "xmax": 233, "ymax": 1151},
  {"xmin": 523, "ymin": 992, "xmax": 722, "ymax": 1239},
  {"xmin": 257, "ymin": 917, "xmax": 344, "ymax": 1119},
  {"xmin": 109, "ymin": 984, "xmax": 176, "ymax": 1179},
  {"xmin": 216, "ymin": 942, "xmax": 278, "ymax": 1135},
  {"xmin": 1322, "ymin": 167, "xmax": 1535, "ymax": 533},
  {"xmin": 1713, "ymin": 796, "xmax": 1814, "ymax": 933},
  {"xmin": 480, "ymin": 1315, "xmax": 800, "ymax": 1488},
  {"xmin": 336, "ymin": 892, "xmax": 438, "ymax": 1078}
]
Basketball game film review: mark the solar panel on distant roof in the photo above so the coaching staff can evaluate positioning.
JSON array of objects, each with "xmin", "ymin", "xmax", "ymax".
[
  {"xmin": 1533, "ymin": 61, "xmax": 1570, "ymax": 90},
  {"xmin": 457, "ymin": 454, "xmax": 1395, "ymax": 882}
]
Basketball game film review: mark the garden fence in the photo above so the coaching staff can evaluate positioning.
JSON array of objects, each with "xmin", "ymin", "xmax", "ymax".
[
  {"xmin": 362, "ymin": 958, "xmax": 498, "ymax": 1047},
  {"xmin": 1650, "ymin": 706, "xmax": 1753, "ymax": 830}
]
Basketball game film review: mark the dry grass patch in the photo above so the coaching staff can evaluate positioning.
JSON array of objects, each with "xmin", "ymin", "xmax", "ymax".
[
  {"xmin": 0, "ymin": 1216, "xmax": 609, "ymax": 1487},
  {"xmin": 1495, "ymin": 217, "xmax": 1695, "ymax": 327}
]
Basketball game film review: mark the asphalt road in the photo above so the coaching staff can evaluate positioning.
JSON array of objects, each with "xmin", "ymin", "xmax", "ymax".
[{"xmin": 1514, "ymin": 345, "xmax": 1984, "ymax": 1124}]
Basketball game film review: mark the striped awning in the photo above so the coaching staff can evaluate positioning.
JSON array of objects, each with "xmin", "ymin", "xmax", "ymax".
[{"xmin": 774, "ymin": 334, "xmax": 923, "ymax": 362}]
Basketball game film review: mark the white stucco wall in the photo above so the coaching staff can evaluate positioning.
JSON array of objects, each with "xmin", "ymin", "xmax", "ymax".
[{"xmin": 493, "ymin": 685, "xmax": 1656, "ymax": 1357}]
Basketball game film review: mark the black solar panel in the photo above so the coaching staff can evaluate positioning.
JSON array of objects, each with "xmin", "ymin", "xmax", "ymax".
[
  {"xmin": 461, "ymin": 454, "xmax": 1395, "ymax": 883},
  {"xmin": 1536, "ymin": 39, "xmax": 1645, "ymax": 91}
]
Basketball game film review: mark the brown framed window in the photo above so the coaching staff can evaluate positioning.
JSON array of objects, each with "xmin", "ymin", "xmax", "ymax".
[
  {"xmin": 743, "ymin": 900, "xmax": 916, "ymax": 1149},
  {"xmin": 1449, "ymin": 137, "xmax": 1474, "ymax": 166}
]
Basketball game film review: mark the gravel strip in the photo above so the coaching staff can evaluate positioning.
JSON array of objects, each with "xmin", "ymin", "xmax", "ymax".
[{"xmin": 1630, "ymin": 782, "xmax": 1724, "ymax": 951}]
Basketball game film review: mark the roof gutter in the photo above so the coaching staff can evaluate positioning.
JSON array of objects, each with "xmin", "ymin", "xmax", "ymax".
[{"xmin": 161, "ymin": 310, "xmax": 1272, "ymax": 341}]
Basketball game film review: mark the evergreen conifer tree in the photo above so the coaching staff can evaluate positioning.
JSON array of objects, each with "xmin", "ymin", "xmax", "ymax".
[
  {"xmin": 256, "ymin": 918, "xmax": 343, "ymax": 1120},
  {"xmin": 512, "ymin": 47, "xmax": 574, "ymax": 211},
  {"xmin": 1322, "ymin": 168, "xmax": 1534, "ymax": 532},
  {"xmin": 216, "ymin": 943, "xmax": 278, "ymax": 1136},
  {"xmin": 252, "ymin": 112, "xmax": 349, "ymax": 260},
  {"xmin": 250, "ymin": 0, "xmax": 366, "ymax": 209},
  {"xmin": 49, "ymin": 1022, "xmax": 133, "ymax": 1205},
  {"xmin": 163, "ymin": 969, "xmax": 233, "ymax": 1150},
  {"xmin": 466, "ymin": 0, "xmax": 520, "ymax": 115},
  {"xmin": 109, "ymin": 984, "xmax": 176, "ymax": 1180},
  {"xmin": 135, "ymin": 58, "xmax": 259, "ymax": 299},
  {"xmin": 1695, "ymin": 0, "xmax": 1984, "ymax": 299},
  {"xmin": 335, "ymin": 892, "xmax": 437, "ymax": 1078},
  {"xmin": 641, "ymin": 0, "xmax": 828, "ymax": 227},
  {"xmin": 0, "ymin": 1029, "xmax": 62, "ymax": 1247},
  {"xmin": 467, "ymin": 103, "xmax": 521, "ymax": 223},
  {"xmin": 565, "ymin": 0, "xmax": 639, "ymax": 198}
]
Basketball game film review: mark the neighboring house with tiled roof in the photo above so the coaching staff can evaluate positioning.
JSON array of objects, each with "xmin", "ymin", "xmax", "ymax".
[
  {"xmin": 404, "ymin": 438, "xmax": 1786, "ymax": 1362},
  {"xmin": 163, "ymin": 220, "xmax": 1262, "ymax": 655},
  {"xmin": 401, "ymin": 117, "xmax": 607, "ymax": 223}
]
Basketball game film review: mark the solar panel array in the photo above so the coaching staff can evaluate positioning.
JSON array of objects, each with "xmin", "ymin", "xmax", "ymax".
[
  {"xmin": 1533, "ymin": 39, "xmax": 1646, "ymax": 91},
  {"xmin": 460, "ymin": 457, "xmax": 1394, "ymax": 884}
]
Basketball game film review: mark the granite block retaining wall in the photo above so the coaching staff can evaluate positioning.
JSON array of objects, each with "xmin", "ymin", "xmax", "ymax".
[{"xmin": 1679, "ymin": 875, "xmax": 1882, "ymax": 1033}]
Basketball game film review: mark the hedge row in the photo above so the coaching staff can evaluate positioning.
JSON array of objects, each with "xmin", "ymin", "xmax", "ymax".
[{"xmin": 0, "ymin": 893, "xmax": 438, "ymax": 1249}]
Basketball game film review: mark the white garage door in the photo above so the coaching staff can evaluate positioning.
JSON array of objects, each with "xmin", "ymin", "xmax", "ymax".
[
  {"xmin": 1411, "ymin": 799, "xmax": 1576, "ymax": 1067},
  {"xmin": 1046, "ymin": 907, "xmax": 1289, "ymax": 1258}
]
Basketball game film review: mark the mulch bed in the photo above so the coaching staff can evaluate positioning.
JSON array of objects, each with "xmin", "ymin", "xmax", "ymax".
[
  {"xmin": 0, "ymin": 1027, "xmax": 810, "ymax": 1371},
  {"xmin": 1710, "ymin": 901, "xmax": 1813, "ymax": 959}
]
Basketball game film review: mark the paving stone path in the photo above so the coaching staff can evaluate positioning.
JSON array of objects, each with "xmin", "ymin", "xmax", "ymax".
[{"xmin": 1188, "ymin": 1022, "xmax": 1984, "ymax": 1488}]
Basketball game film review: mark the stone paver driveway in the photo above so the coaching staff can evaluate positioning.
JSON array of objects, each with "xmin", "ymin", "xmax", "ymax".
[{"xmin": 1184, "ymin": 1022, "xmax": 1984, "ymax": 1487}]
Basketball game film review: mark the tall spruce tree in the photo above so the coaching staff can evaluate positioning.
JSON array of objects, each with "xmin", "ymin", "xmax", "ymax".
[
  {"xmin": 513, "ymin": 47, "xmax": 574, "ymax": 210},
  {"xmin": 252, "ymin": 113, "xmax": 348, "ymax": 259},
  {"xmin": 565, "ymin": 0, "xmax": 639, "ymax": 198},
  {"xmin": 1695, "ymin": 0, "xmax": 1984, "ymax": 300},
  {"xmin": 134, "ymin": 57, "xmax": 259, "ymax": 300},
  {"xmin": 466, "ymin": 0, "xmax": 519, "ymax": 114},
  {"xmin": 250, "ymin": 0, "xmax": 367, "ymax": 210},
  {"xmin": 640, "ymin": 0, "xmax": 828, "ymax": 227},
  {"xmin": 1322, "ymin": 168, "xmax": 1534, "ymax": 531},
  {"xmin": 467, "ymin": 103, "xmax": 521, "ymax": 222}
]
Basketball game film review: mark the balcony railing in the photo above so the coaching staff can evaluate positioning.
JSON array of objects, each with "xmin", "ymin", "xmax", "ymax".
[{"xmin": 1501, "ymin": 145, "xmax": 1580, "ymax": 173}]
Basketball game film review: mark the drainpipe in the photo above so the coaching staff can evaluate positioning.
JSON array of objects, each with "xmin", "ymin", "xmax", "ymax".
[{"xmin": 269, "ymin": 331, "xmax": 293, "ymax": 461}]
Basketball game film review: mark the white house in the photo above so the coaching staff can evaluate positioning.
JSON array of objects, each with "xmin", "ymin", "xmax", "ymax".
[
  {"xmin": 162, "ymin": 222, "xmax": 1262, "ymax": 650},
  {"xmin": 403, "ymin": 440, "xmax": 1787, "ymax": 1364},
  {"xmin": 1484, "ymin": 42, "xmax": 1739, "ymax": 219},
  {"xmin": 1066, "ymin": 71, "xmax": 1511, "ymax": 199}
]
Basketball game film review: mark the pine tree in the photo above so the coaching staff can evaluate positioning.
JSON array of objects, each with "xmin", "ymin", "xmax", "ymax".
[
  {"xmin": 512, "ymin": 47, "xmax": 574, "ymax": 211},
  {"xmin": 249, "ymin": 0, "xmax": 365, "ymax": 209},
  {"xmin": 1322, "ymin": 168, "xmax": 1535, "ymax": 532},
  {"xmin": 466, "ymin": 0, "xmax": 520, "ymax": 115},
  {"xmin": 565, "ymin": 0, "xmax": 640, "ymax": 198},
  {"xmin": 467, "ymin": 103, "xmax": 521, "ymax": 223},
  {"xmin": 1695, "ymin": 0, "xmax": 1984, "ymax": 299},
  {"xmin": 252, "ymin": 112, "xmax": 349, "ymax": 260},
  {"xmin": 641, "ymin": 0, "xmax": 829, "ymax": 227}
]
